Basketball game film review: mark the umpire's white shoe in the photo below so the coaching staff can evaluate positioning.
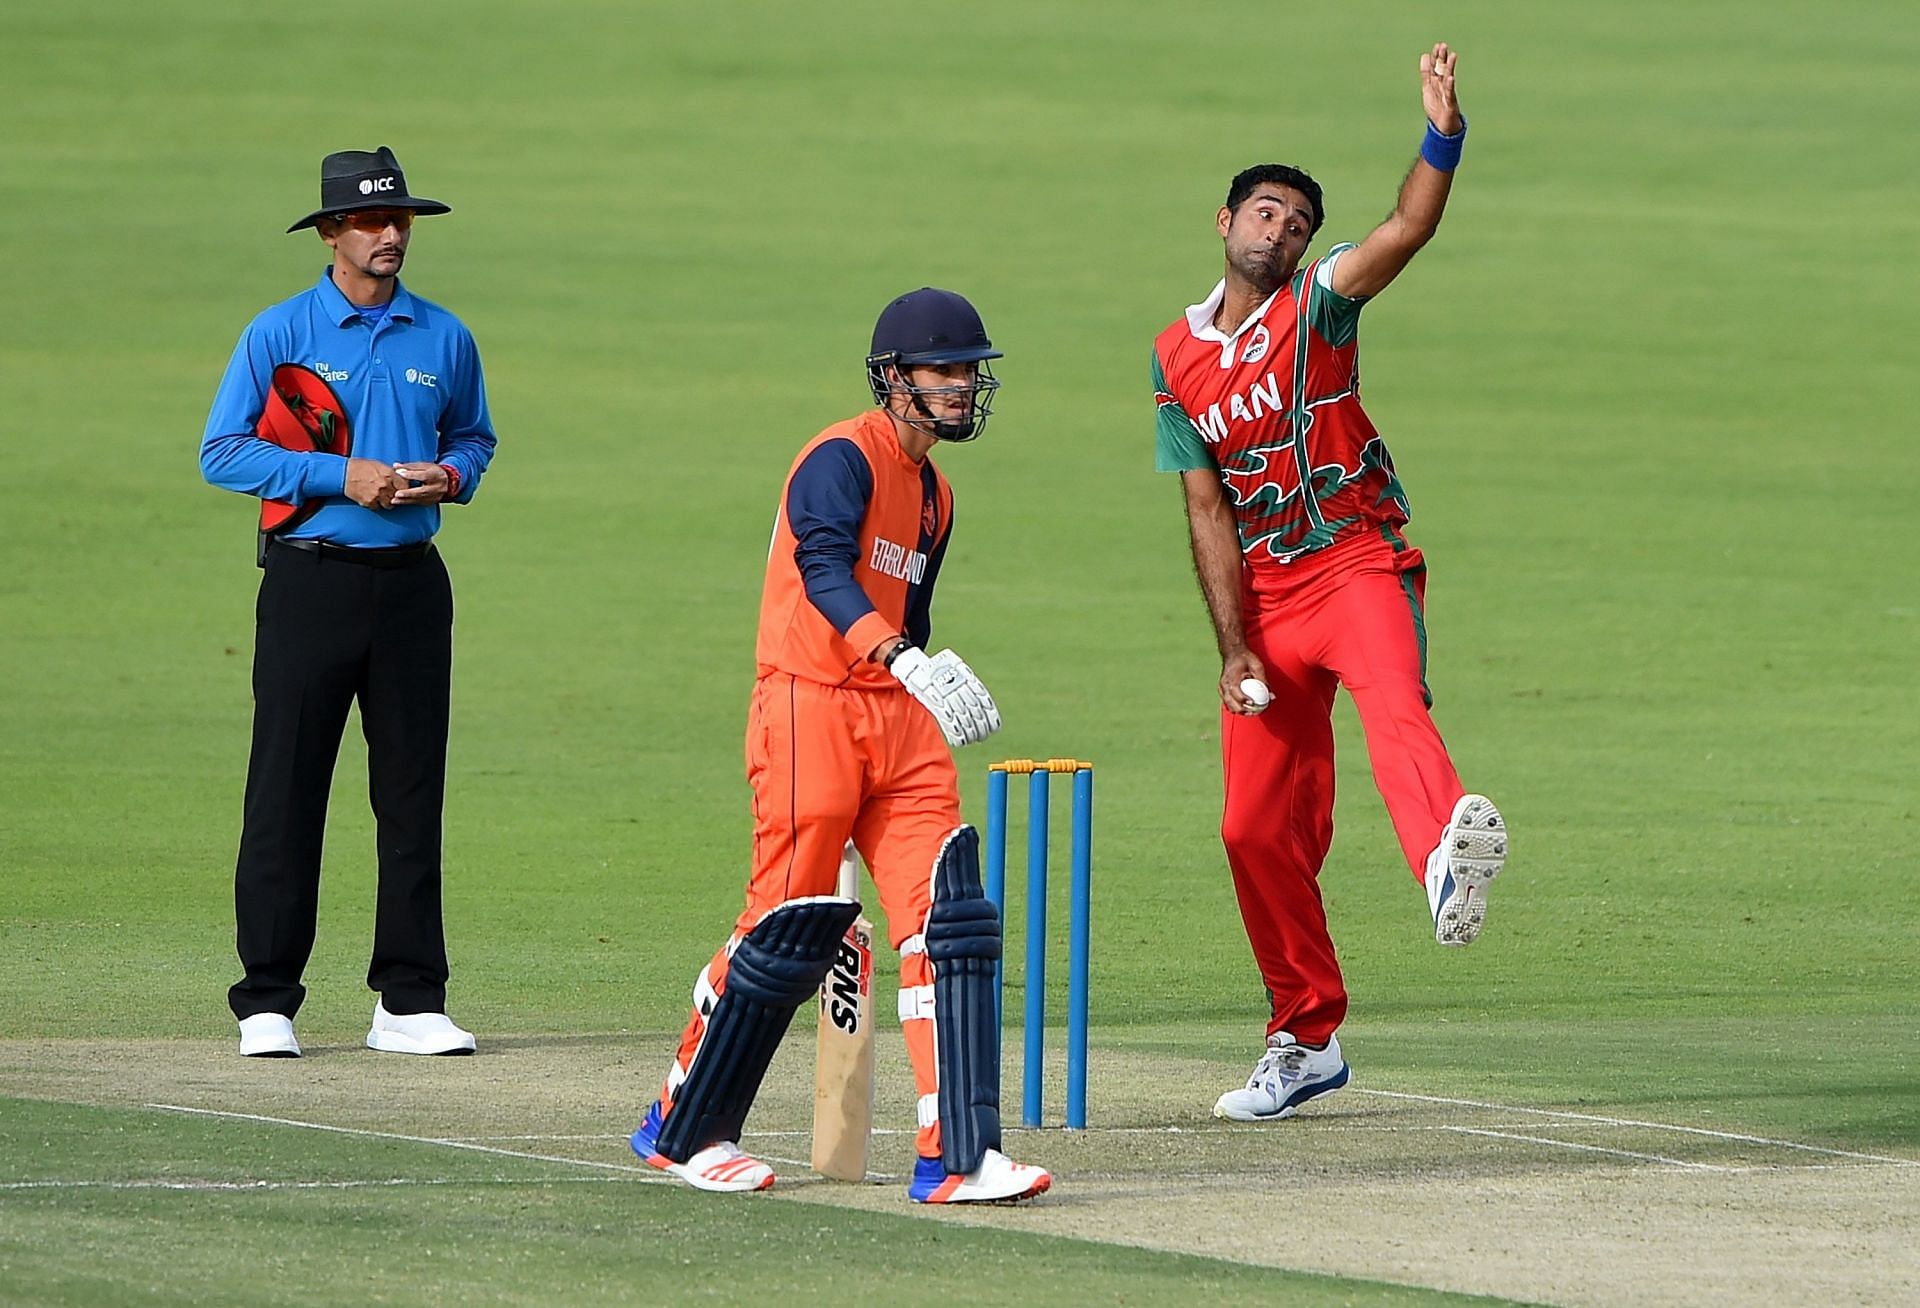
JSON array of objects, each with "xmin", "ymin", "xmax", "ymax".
[
  {"xmin": 237, "ymin": 1013, "xmax": 300, "ymax": 1058},
  {"xmin": 1213, "ymin": 1032, "xmax": 1349, "ymax": 1121},
  {"xmin": 1427, "ymin": 793, "xmax": 1508, "ymax": 947},
  {"xmin": 366, "ymin": 1001, "xmax": 476, "ymax": 1055},
  {"xmin": 909, "ymin": 1148, "xmax": 1052, "ymax": 1204}
]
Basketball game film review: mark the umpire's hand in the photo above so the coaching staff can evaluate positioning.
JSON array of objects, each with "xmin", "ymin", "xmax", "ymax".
[
  {"xmin": 392, "ymin": 463, "xmax": 451, "ymax": 505},
  {"xmin": 345, "ymin": 457, "xmax": 408, "ymax": 509}
]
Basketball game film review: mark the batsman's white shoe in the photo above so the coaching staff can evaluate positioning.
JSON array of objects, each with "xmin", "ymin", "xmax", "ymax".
[
  {"xmin": 365, "ymin": 1001, "xmax": 476, "ymax": 1056},
  {"xmin": 629, "ymin": 1102, "xmax": 774, "ymax": 1192},
  {"xmin": 237, "ymin": 1013, "xmax": 300, "ymax": 1058},
  {"xmin": 658, "ymin": 1141, "xmax": 775, "ymax": 1194},
  {"xmin": 909, "ymin": 1147, "xmax": 1052, "ymax": 1204},
  {"xmin": 1213, "ymin": 1032, "xmax": 1349, "ymax": 1121},
  {"xmin": 1427, "ymin": 793, "xmax": 1508, "ymax": 947}
]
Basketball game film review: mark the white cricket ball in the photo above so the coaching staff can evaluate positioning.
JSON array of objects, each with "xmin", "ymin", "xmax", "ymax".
[{"xmin": 1239, "ymin": 677, "xmax": 1272, "ymax": 710}]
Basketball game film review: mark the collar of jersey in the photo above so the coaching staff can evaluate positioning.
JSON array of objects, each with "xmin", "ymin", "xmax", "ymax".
[
  {"xmin": 315, "ymin": 267, "xmax": 417, "ymax": 327},
  {"xmin": 1184, "ymin": 279, "xmax": 1280, "ymax": 367}
]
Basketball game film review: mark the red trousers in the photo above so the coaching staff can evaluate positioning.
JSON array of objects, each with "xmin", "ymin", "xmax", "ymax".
[
  {"xmin": 663, "ymin": 673, "xmax": 959, "ymax": 1157},
  {"xmin": 1221, "ymin": 529, "xmax": 1464, "ymax": 1044}
]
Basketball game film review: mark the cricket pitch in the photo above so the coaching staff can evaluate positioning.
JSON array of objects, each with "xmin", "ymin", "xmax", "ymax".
[{"xmin": 2, "ymin": 1033, "xmax": 1914, "ymax": 1307}]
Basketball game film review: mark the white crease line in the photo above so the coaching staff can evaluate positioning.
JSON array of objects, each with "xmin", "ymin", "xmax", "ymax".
[
  {"xmin": 1012, "ymin": 1122, "xmax": 1557, "ymax": 1136},
  {"xmin": 739, "ymin": 1123, "xmax": 1545, "ymax": 1140},
  {"xmin": 1062, "ymin": 1160, "xmax": 1897, "ymax": 1187},
  {"xmin": 1354, "ymin": 1089, "xmax": 1920, "ymax": 1167},
  {"xmin": 753, "ymin": 1153, "xmax": 817, "ymax": 1170},
  {"xmin": 447, "ymin": 1134, "xmax": 631, "ymax": 1142},
  {"xmin": 742, "ymin": 1122, "xmax": 1619, "ymax": 1142},
  {"xmin": 146, "ymin": 1105, "xmax": 672, "ymax": 1182},
  {"xmin": 741, "ymin": 1121, "xmax": 913, "ymax": 1129},
  {"xmin": 2, "ymin": 1176, "xmax": 625, "ymax": 1194},
  {"xmin": 1708, "ymin": 1164, "xmax": 1898, "ymax": 1174},
  {"xmin": 149, "ymin": 1098, "xmax": 1913, "ymax": 1181},
  {"xmin": 1443, "ymin": 1126, "xmax": 1728, "ymax": 1171},
  {"xmin": 487, "ymin": 1120, "xmax": 1743, "ymax": 1143}
]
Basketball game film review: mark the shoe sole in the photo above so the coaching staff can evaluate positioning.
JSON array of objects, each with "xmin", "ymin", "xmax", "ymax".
[
  {"xmin": 1213, "ymin": 1064, "xmax": 1351, "ymax": 1121},
  {"xmin": 241, "ymin": 1048, "xmax": 301, "ymax": 1058},
  {"xmin": 914, "ymin": 1173, "xmax": 1053, "ymax": 1204},
  {"xmin": 365, "ymin": 1032, "xmax": 476, "ymax": 1056},
  {"xmin": 1434, "ymin": 795, "xmax": 1506, "ymax": 947}
]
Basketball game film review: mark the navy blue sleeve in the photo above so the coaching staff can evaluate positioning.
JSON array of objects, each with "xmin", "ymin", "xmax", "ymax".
[
  {"xmin": 902, "ymin": 466, "xmax": 949, "ymax": 649},
  {"xmin": 786, "ymin": 438, "xmax": 878, "ymax": 636}
]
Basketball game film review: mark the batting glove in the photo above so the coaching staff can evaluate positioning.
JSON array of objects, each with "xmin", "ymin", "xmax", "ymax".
[{"xmin": 888, "ymin": 646, "xmax": 1002, "ymax": 748}]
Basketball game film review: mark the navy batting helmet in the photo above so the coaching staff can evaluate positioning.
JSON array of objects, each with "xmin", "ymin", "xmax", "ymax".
[{"xmin": 866, "ymin": 288, "xmax": 1002, "ymax": 442}]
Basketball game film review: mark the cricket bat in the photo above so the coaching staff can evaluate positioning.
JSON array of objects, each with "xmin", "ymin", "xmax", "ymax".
[{"xmin": 811, "ymin": 843, "xmax": 875, "ymax": 1181}]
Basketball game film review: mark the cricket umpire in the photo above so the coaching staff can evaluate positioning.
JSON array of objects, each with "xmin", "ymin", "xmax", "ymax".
[{"xmin": 199, "ymin": 146, "xmax": 497, "ymax": 1058}]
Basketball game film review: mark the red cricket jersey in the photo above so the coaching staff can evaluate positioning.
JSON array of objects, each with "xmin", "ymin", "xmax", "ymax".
[{"xmin": 1153, "ymin": 247, "xmax": 1410, "ymax": 565}]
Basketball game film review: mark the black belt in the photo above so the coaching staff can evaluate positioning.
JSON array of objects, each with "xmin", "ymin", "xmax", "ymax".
[{"xmin": 269, "ymin": 536, "xmax": 435, "ymax": 569}]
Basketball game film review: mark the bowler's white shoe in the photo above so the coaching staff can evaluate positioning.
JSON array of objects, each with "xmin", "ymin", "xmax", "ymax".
[
  {"xmin": 237, "ymin": 1013, "xmax": 300, "ymax": 1058},
  {"xmin": 1427, "ymin": 793, "xmax": 1507, "ymax": 947},
  {"xmin": 1213, "ymin": 1032, "xmax": 1349, "ymax": 1121},
  {"xmin": 909, "ymin": 1148, "xmax": 1052, "ymax": 1204},
  {"xmin": 366, "ymin": 1001, "xmax": 476, "ymax": 1055}
]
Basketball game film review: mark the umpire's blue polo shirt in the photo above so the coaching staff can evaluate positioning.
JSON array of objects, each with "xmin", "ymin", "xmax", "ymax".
[{"xmin": 201, "ymin": 268, "xmax": 498, "ymax": 548}]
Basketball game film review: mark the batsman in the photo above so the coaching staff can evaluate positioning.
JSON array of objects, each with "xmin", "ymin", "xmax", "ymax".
[
  {"xmin": 630, "ymin": 288, "xmax": 1052, "ymax": 1203},
  {"xmin": 1153, "ymin": 45, "xmax": 1510, "ymax": 1120}
]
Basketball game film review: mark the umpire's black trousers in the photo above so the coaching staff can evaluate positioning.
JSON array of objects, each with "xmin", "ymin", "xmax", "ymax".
[{"xmin": 228, "ymin": 538, "xmax": 454, "ymax": 1021}]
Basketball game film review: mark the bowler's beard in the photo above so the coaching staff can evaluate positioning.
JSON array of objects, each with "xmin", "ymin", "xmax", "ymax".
[{"xmin": 1229, "ymin": 242, "xmax": 1292, "ymax": 296}]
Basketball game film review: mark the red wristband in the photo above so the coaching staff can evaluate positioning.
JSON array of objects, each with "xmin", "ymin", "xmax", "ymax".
[{"xmin": 439, "ymin": 463, "xmax": 461, "ymax": 499}]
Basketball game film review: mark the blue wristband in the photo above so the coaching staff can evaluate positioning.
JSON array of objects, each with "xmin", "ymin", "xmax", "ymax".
[{"xmin": 1420, "ymin": 117, "xmax": 1466, "ymax": 172}]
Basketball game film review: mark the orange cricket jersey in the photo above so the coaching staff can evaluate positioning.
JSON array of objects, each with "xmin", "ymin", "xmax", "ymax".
[{"xmin": 755, "ymin": 410, "xmax": 955, "ymax": 689}]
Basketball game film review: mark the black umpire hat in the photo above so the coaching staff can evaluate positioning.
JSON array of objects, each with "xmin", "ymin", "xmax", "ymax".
[{"xmin": 286, "ymin": 145, "xmax": 451, "ymax": 233}]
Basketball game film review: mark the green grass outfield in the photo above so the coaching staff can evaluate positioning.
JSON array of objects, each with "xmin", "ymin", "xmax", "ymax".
[{"xmin": 2, "ymin": 1, "xmax": 1916, "ymax": 1304}]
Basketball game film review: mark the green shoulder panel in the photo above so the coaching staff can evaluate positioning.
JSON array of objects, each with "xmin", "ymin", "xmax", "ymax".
[
  {"xmin": 1307, "ymin": 242, "xmax": 1365, "ymax": 348},
  {"xmin": 1153, "ymin": 345, "xmax": 1215, "ymax": 473}
]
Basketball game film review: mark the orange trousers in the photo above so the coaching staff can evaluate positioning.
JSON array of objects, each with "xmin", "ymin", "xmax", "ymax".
[
  {"xmin": 1222, "ymin": 529, "xmax": 1464, "ymax": 1045},
  {"xmin": 663, "ymin": 672, "xmax": 960, "ymax": 1158}
]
